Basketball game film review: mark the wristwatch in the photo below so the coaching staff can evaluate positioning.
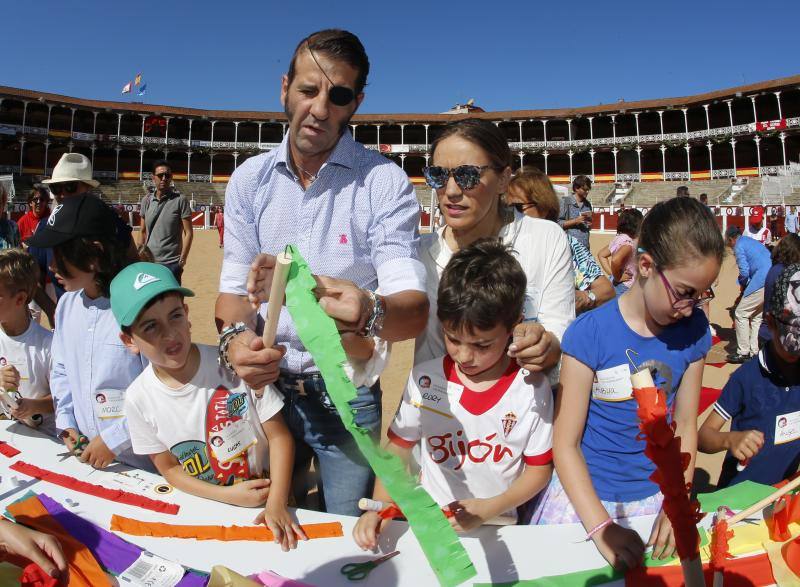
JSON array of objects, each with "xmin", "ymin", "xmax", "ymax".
[
  {"xmin": 586, "ymin": 291, "xmax": 597, "ymax": 306},
  {"xmin": 361, "ymin": 290, "xmax": 385, "ymax": 337},
  {"xmin": 218, "ymin": 322, "xmax": 247, "ymax": 370}
]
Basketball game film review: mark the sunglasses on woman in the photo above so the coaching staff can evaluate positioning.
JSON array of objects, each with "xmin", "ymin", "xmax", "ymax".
[
  {"xmin": 49, "ymin": 182, "xmax": 80, "ymax": 196},
  {"xmin": 423, "ymin": 165, "xmax": 493, "ymax": 191}
]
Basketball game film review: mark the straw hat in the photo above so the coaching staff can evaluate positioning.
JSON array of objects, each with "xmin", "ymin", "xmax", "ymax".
[{"xmin": 42, "ymin": 153, "xmax": 100, "ymax": 188}]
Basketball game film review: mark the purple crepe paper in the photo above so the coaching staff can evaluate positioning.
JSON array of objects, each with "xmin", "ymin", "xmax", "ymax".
[{"xmin": 37, "ymin": 493, "xmax": 208, "ymax": 586}]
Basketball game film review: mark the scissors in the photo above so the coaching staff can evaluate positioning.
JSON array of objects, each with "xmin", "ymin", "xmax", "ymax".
[
  {"xmin": 57, "ymin": 434, "xmax": 89, "ymax": 460},
  {"xmin": 340, "ymin": 551, "xmax": 399, "ymax": 581}
]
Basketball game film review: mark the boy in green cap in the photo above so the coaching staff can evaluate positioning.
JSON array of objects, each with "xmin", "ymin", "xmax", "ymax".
[{"xmin": 111, "ymin": 262, "xmax": 304, "ymax": 551}]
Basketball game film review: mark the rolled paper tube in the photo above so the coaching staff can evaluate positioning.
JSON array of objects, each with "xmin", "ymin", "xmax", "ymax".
[
  {"xmin": 630, "ymin": 367, "xmax": 655, "ymax": 390},
  {"xmin": 359, "ymin": 497, "xmax": 387, "ymax": 512},
  {"xmin": 262, "ymin": 252, "xmax": 292, "ymax": 349},
  {"xmin": 728, "ymin": 474, "xmax": 800, "ymax": 525}
]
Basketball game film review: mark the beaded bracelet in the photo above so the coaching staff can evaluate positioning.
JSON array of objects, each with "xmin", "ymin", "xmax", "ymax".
[{"xmin": 585, "ymin": 517, "xmax": 613, "ymax": 541}]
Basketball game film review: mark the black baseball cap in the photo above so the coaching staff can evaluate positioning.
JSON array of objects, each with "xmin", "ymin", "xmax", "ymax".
[{"xmin": 26, "ymin": 195, "xmax": 117, "ymax": 248}]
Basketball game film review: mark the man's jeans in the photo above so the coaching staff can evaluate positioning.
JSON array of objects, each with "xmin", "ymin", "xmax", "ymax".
[
  {"xmin": 162, "ymin": 261, "xmax": 184, "ymax": 285},
  {"xmin": 278, "ymin": 375, "xmax": 381, "ymax": 517}
]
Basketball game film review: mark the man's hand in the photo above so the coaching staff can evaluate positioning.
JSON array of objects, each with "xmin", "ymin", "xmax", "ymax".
[
  {"xmin": 10, "ymin": 398, "xmax": 38, "ymax": 421},
  {"xmin": 0, "ymin": 365, "xmax": 20, "ymax": 391},
  {"xmin": 315, "ymin": 278, "xmax": 372, "ymax": 334},
  {"xmin": 246, "ymin": 253, "xmax": 278, "ymax": 309},
  {"xmin": 227, "ymin": 330, "xmax": 285, "ymax": 389},
  {"xmin": 79, "ymin": 436, "xmax": 115, "ymax": 469},
  {"xmin": 508, "ymin": 322, "xmax": 558, "ymax": 372}
]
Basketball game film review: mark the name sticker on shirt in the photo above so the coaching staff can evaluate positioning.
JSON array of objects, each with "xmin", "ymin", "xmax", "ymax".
[
  {"xmin": 93, "ymin": 389, "xmax": 125, "ymax": 419},
  {"xmin": 209, "ymin": 419, "xmax": 258, "ymax": 464},
  {"xmin": 774, "ymin": 410, "xmax": 800, "ymax": 445},
  {"xmin": 592, "ymin": 364, "xmax": 634, "ymax": 402}
]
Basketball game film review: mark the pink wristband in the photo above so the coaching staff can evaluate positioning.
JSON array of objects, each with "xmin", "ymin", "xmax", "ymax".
[{"xmin": 585, "ymin": 517, "xmax": 613, "ymax": 541}]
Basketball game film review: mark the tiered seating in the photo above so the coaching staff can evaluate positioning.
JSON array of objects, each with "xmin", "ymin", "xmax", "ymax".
[
  {"xmin": 625, "ymin": 180, "xmax": 731, "ymax": 207},
  {"xmin": 172, "ymin": 182, "xmax": 227, "ymax": 205}
]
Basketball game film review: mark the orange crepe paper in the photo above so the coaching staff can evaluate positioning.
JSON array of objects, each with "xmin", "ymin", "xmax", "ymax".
[
  {"xmin": 626, "ymin": 552, "xmax": 776, "ymax": 586},
  {"xmin": 709, "ymin": 519, "xmax": 733, "ymax": 572},
  {"xmin": 110, "ymin": 514, "xmax": 343, "ymax": 541},
  {"xmin": 7, "ymin": 495, "xmax": 111, "ymax": 586},
  {"xmin": 633, "ymin": 384, "xmax": 703, "ymax": 562}
]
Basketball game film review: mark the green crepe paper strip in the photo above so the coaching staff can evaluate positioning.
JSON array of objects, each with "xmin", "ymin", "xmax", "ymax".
[
  {"xmin": 643, "ymin": 527, "xmax": 708, "ymax": 567},
  {"xmin": 697, "ymin": 480, "xmax": 776, "ymax": 512},
  {"xmin": 283, "ymin": 245, "xmax": 476, "ymax": 587}
]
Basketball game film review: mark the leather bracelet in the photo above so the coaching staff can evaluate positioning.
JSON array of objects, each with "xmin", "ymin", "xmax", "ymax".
[
  {"xmin": 218, "ymin": 322, "xmax": 247, "ymax": 371},
  {"xmin": 585, "ymin": 517, "xmax": 613, "ymax": 541}
]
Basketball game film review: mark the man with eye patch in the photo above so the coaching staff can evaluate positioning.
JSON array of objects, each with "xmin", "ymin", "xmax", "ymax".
[{"xmin": 216, "ymin": 29, "xmax": 428, "ymax": 516}]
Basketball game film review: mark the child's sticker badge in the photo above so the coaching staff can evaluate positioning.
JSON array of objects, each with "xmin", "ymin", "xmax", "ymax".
[
  {"xmin": 774, "ymin": 410, "xmax": 800, "ymax": 445},
  {"xmin": 209, "ymin": 419, "xmax": 257, "ymax": 465},
  {"xmin": 93, "ymin": 389, "xmax": 125, "ymax": 419}
]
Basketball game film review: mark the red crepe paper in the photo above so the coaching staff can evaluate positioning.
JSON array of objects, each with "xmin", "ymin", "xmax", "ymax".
[
  {"xmin": 0, "ymin": 441, "xmax": 20, "ymax": 457},
  {"xmin": 706, "ymin": 362, "xmax": 727, "ymax": 368},
  {"xmin": 20, "ymin": 564, "xmax": 59, "ymax": 587},
  {"xmin": 626, "ymin": 552, "xmax": 776, "ymax": 586},
  {"xmin": 712, "ymin": 335, "xmax": 722, "ymax": 346},
  {"xmin": 698, "ymin": 386, "xmax": 723, "ymax": 414},
  {"xmin": 709, "ymin": 519, "xmax": 733, "ymax": 573},
  {"xmin": 9, "ymin": 461, "xmax": 179, "ymax": 515},
  {"xmin": 633, "ymin": 384, "xmax": 703, "ymax": 562}
]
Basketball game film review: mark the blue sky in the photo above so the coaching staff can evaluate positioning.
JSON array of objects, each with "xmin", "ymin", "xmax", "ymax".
[{"xmin": 4, "ymin": 1, "xmax": 799, "ymax": 115}]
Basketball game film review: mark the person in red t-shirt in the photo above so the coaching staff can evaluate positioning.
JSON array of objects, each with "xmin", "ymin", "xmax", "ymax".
[
  {"xmin": 17, "ymin": 188, "xmax": 50, "ymax": 243},
  {"xmin": 213, "ymin": 206, "xmax": 224, "ymax": 248}
]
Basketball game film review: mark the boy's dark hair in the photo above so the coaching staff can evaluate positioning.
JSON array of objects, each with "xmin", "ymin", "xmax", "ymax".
[
  {"xmin": 53, "ymin": 235, "xmax": 130, "ymax": 298},
  {"xmin": 617, "ymin": 208, "xmax": 644, "ymax": 238},
  {"xmin": 639, "ymin": 197, "xmax": 725, "ymax": 270},
  {"xmin": 287, "ymin": 29, "xmax": 370, "ymax": 94},
  {"xmin": 773, "ymin": 233, "xmax": 800, "ymax": 265},
  {"xmin": 152, "ymin": 159, "xmax": 171, "ymax": 173},
  {"xmin": 676, "ymin": 185, "xmax": 690, "ymax": 197},
  {"xmin": 572, "ymin": 175, "xmax": 592, "ymax": 192},
  {"xmin": 121, "ymin": 291, "xmax": 185, "ymax": 335},
  {"xmin": 0, "ymin": 249, "xmax": 40, "ymax": 304},
  {"xmin": 430, "ymin": 119, "xmax": 512, "ymax": 171},
  {"xmin": 437, "ymin": 238, "xmax": 526, "ymax": 334}
]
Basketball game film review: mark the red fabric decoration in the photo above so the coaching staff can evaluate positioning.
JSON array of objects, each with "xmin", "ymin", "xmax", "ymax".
[
  {"xmin": 20, "ymin": 563, "xmax": 59, "ymax": 587},
  {"xmin": 9, "ymin": 461, "xmax": 179, "ymax": 515},
  {"xmin": 709, "ymin": 519, "xmax": 733, "ymax": 573},
  {"xmin": 0, "ymin": 441, "xmax": 20, "ymax": 457},
  {"xmin": 626, "ymin": 552, "xmax": 776, "ymax": 586},
  {"xmin": 633, "ymin": 384, "xmax": 703, "ymax": 562}
]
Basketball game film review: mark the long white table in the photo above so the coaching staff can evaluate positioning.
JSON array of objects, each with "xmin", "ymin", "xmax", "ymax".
[{"xmin": 0, "ymin": 420, "xmax": 661, "ymax": 586}]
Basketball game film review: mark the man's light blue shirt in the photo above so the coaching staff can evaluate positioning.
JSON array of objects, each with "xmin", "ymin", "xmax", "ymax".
[
  {"xmin": 733, "ymin": 235, "xmax": 772, "ymax": 297},
  {"xmin": 50, "ymin": 290, "xmax": 152, "ymax": 470},
  {"xmin": 785, "ymin": 212, "xmax": 798, "ymax": 234},
  {"xmin": 220, "ymin": 132, "xmax": 426, "ymax": 374}
]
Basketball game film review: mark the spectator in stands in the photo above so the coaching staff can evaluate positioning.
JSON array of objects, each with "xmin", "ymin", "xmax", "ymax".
[
  {"xmin": 758, "ymin": 233, "xmax": 800, "ymax": 347},
  {"xmin": 138, "ymin": 160, "xmax": 193, "ymax": 284},
  {"xmin": 770, "ymin": 206, "xmax": 781, "ymax": 242},
  {"xmin": 213, "ymin": 206, "xmax": 224, "ymax": 248},
  {"xmin": 744, "ymin": 206, "xmax": 771, "ymax": 245},
  {"xmin": 676, "ymin": 185, "xmax": 690, "ymax": 197},
  {"xmin": 558, "ymin": 175, "xmax": 592, "ymax": 248},
  {"xmin": 506, "ymin": 168, "xmax": 613, "ymax": 314},
  {"xmin": 597, "ymin": 208, "xmax": 644, "ymax": 296},
  {"xmin": 215, "ymin": 29, "xmax": 428, "ymax": 517},
  {"xmin": 699, "ymin": 193, "xmax": 710, "ymax": 208},
  {"xmin": 785, "ymin": 206, "xmax": 798, "ymax": 235},
  {"xmin": 17, "ymin": 188, "xmax": 49, "ymax": 243},
  {"xmin": 0, "ymin": 185, "xmax": 20, "ymax": 250},
  {"xmin": 726, "ymin": 226, "xmax": 772, "ymax": 363}
]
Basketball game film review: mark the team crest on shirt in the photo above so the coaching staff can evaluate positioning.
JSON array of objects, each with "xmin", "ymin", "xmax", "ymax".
[{"xmin": 502, "ymin": 412, "xmax": 518, "ymax": 437}]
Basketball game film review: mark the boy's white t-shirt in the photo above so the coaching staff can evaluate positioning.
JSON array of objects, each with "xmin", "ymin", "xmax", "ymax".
[
  {"xmin": 388, "ymin": 356, "xmax": 553, "ymax": 517},
  {"xmin": 125, "ymin": 344, "xmax": 284, "ymax": 486},
  {"xmin": 0, "ymin": 320, "xmax": 55, "ymax": 436}
]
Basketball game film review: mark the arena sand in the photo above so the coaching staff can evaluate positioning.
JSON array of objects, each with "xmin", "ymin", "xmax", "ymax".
[{"xmin": 182, "ymin": 229, "xmax": 740, "ymax": 493}]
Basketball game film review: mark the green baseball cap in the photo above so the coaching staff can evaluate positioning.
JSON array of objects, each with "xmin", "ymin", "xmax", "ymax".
[{"xmin": 110, "ymin": 262, "xmax": 194, "ymax": 327}]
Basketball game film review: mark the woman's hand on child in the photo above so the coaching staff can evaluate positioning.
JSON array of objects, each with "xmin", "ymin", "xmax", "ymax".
[
  {"xmin": 446, "ymin": 499, "xmax": 496, "ymax": 533},
  {"xmin": 79, "ymin": 436, "xmax": 115, "ymax": 469},
  {"xmin": 728, "ymin": 429, "xmax": 765, "ymax": 461},
  {"xmin": 647, "ymin": 510, "xmax": 676, "ymax": 560},
  {"xmin": 227, "ymin": 478, "xmax": 271, "ymax": 507},
  {"xmin": 0, "ymin": 365, "xmax": 20, "ymax": 390},
  {"xmin": 254, "ymin": 503, "xmax": 307, "ymax": 552},
  {"xmin": 592, "ymin": 522, "xmax": 645, "ymax": 570},
  {"xmin": 353, "ymin": 511, "xmax": 391, "ymax": 551},
  {"xmin": 508, "ymin": 322, "xmax": 557, "ymax": 372}
]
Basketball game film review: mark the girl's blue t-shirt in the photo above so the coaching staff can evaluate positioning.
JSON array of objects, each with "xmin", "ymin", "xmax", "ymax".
[{"xmin": 561, "ymin": 297, "xmax": 710, "ymax": 502}]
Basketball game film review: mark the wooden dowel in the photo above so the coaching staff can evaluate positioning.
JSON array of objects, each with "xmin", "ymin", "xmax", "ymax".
[
  {"xmin": 262, "ymin": 251, "xmax": 292, "ymax": 348},
  {"xmin": 727, "ymin": 474, "xmax": 800, "ymax": 525}
]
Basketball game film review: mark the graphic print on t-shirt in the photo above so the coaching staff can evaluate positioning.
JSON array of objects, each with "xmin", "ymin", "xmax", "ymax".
[
  {"xmin": 204, "ymin": 385, "xmax": 255, "ymax": 485},
  {"xmin": 170, "ymin": 439, "xmax": 215, "ymax": 483}
]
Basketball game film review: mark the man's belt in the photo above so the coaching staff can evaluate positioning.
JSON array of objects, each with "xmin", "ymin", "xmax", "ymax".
[{"xmin": 278, "ymin": 371, "xmax": 325, "ymax": 397}]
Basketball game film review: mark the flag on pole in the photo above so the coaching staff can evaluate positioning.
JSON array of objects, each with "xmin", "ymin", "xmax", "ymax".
[
  {"xmin": 138, "ymin": 84, "xmax": 147, "ymax": 96},
  {"xmin": 121, "ymin": 82, "xmax": 132, "ymax": 94},
  {"xmin": 134, "ymin": 73, "xmax": 142, "ymax": 86}
]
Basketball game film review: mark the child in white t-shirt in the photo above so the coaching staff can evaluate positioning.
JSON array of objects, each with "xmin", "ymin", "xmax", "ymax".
[
  {"xmin": 0, "ymin": 249, "xmax": 55, "ymax": 435},
  {"xmin": 353, "ymin": 239, "xmax": 554, "ymax": 550},
  {"xmin": 111, "ymin": 262, "xmax": 304, "ymax": 552}
]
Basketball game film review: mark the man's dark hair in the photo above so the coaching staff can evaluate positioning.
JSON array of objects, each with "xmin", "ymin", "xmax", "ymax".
[
  {"xmin": 152, "ymin": 159, "xmax": 171, "ymax": 174},
  {"xmin": 430, "ymin": 119, "xmax": 512, "ymax": 171},
  {"xmin": 572, "ymin": 175, "xmax": 592, "ymax": 192},
  {"xmin": 617, "ymin": 208, "xmax": 644, "ymax": 238},
  {"xmin": 699, "ymin": 193, "xmax": 708, "ymax": 203},
  {"xmin": 286, "ymin": 29, "xmax": 370, "ymax": 94},
  {"xmin": 676, "ymin": 185, "xmax": 690, "ymax": 197},
  {"xmin": 437, "ymin": 238, "xmax": 526, "ymax": 334}
]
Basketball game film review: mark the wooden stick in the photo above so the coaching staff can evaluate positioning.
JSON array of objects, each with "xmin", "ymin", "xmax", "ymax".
[
  {"xmin": 262, "ymin": 251, "xmax": 292, "ymax": 348},
  {"xmin": 727, "ymin": 474, "xmax": 800, "ymax": 525}
]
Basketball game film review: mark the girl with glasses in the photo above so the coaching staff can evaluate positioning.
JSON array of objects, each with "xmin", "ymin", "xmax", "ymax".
[
  {"xmin": 533, "ymin": 197, "xmax": 723, "ymax": 571},
  {"xmin": 415, "ymin": 119, "xmax": 575, "ymax": 377}
]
